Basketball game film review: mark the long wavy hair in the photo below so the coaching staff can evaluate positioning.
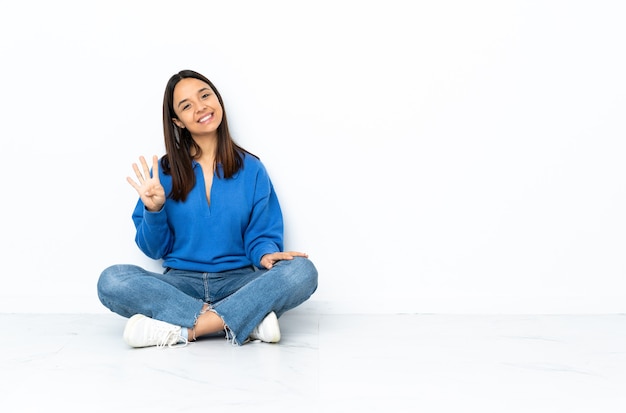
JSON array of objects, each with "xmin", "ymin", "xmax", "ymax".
[{"xmin": 161, "ymin": 70, "xmax": 256, "ymax": 201}]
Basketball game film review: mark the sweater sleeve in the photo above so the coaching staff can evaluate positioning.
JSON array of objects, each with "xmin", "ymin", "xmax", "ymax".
[
  {"xmin": 131, "ymin": 199, "xmax": 174, "ymax": 260},
  {"xmin": 244, "ymin": 163, "xmax": 284, "ymax": 267}
]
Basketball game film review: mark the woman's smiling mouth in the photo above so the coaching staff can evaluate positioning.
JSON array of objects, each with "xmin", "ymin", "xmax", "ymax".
[{"xmin": 198, "ymin": 113, "xmax": 213, "ymax": 123}]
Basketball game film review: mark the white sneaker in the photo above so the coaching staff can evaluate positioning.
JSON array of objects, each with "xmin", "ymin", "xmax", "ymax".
[
  {"xmin": 249, "ymin": 311, "xmax": 281, "ymax": 343},
  {"xmin": 123, "ymin": 314, "xmax": 187, "ymax": 348}
]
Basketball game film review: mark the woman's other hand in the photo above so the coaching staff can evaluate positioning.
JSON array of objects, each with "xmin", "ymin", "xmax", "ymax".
[{"xmin": 260, "ymin": 251, "xmax": 309, "ymax": 269}]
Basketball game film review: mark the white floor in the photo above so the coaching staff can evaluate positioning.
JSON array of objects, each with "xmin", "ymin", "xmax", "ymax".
[{"xmin": 2, "ymin": 312, "xmax": 626, "ymax": 412}]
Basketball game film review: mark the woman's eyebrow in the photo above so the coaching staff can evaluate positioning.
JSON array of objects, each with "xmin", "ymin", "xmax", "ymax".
[{"xmin": 176, "ymin": 98, "xmax": 189, "ymax": 109}]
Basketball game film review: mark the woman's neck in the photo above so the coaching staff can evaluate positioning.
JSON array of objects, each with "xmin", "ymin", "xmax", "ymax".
[{"xmin": 192, "ymin": 134, "xmax": 217, "ymax": 163}]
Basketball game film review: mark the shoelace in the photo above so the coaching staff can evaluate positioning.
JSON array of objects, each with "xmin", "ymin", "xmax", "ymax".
[{"xmin": 154, "ymin": 329, "xmax": 189, "ymax": 349}]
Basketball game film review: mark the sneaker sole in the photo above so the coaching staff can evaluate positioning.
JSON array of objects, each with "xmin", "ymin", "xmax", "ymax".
[
  {"xmin": 123, "ymin": 314, "xmax": 147, "ymax": 347},
  {"xmin": 260, "ymin": 311, "xmax": 281, "ymax": 343}
]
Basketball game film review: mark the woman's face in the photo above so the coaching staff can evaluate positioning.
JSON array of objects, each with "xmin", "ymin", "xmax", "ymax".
[{"xmin": 172, "ymin": 77, "xmax": 223, "ymax": 138}]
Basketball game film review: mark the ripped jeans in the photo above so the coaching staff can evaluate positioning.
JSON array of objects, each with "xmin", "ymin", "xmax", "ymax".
[{"xmin": 97, "ymin": 257, "xmax": 318, "ymax": 345}]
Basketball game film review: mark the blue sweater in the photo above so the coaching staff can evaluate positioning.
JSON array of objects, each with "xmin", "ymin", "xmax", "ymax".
[{"xmin": 132, "ymin": 153, "xmax": 284, "ymax": 272}]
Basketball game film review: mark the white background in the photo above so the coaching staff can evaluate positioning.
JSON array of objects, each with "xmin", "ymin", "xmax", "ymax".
[{"xmin": 0, "ymin": 0, "xmax": 624, "ymax": 314}]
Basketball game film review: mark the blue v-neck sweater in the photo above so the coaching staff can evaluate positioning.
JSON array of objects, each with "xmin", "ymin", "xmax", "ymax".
[{"xmin": 132, "ymin": 153, "xmax": 284, "ymax": 273}]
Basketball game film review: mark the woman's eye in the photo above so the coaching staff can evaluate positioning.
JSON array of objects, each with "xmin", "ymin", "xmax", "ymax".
[
  {"xmin": 202, "ymin": 93, "xmax": 210, "ymax": 99},
  {"xmin": 182, "ymin": 104, "xmax": 191, "ymax": 110}
]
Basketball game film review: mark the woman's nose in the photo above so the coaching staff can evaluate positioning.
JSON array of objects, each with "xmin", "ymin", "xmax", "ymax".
[{"xmin": 196, "ymin": 103, "xmax": 207, "ymax": 113}]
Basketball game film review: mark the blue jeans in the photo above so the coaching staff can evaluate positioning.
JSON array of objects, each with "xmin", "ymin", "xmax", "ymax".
[{"xmin": 97, "ymin": 257, "xmax": 318, "ymax": 345}]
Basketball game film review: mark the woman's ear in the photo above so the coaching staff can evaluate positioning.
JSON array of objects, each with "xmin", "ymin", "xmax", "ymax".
[{"xmin": 172, "ymin": 119, "xmax": 185, "ymax": 129}]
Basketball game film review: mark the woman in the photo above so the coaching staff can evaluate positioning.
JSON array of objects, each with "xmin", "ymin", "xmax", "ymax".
[{"xmin": 97, "ymin": 70, "xmax": 318, "ymax": 348}]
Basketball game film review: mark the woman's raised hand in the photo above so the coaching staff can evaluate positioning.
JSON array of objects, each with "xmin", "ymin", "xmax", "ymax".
[{"xmin": 127, "ymin": 155, "xmax": 166, "ymax": 212}]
